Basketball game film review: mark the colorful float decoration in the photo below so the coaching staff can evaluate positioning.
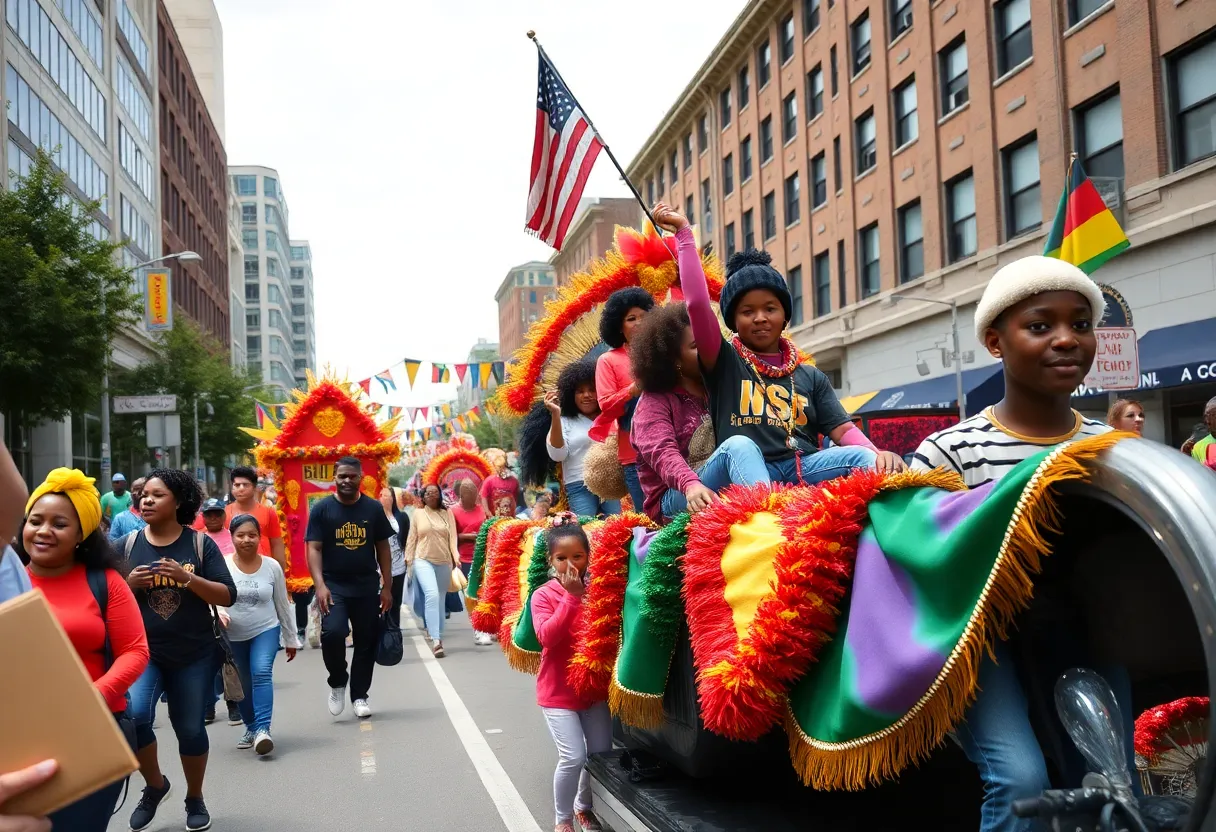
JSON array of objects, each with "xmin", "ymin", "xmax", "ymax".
[
  {"xmin": 420, "ymin": 443, "xmax": 494, "ymax": 492},
  {"xmin": 1135, "ymin": 696, "xmax": 1209, "ymax": 797},
  {"xmin": 242, "ymin": 372, "xmax": 402, "ymax": 592}
]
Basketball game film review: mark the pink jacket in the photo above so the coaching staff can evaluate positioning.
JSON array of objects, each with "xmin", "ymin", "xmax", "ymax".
[
  {"xmin": 632, "ymin": 389, "xmax": 709, "ymax": 522},
  {"xmin": 531, "ymin": 578, "xmax": 590, "ymax": 710}
]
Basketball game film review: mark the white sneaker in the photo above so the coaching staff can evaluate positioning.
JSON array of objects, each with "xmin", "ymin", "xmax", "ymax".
[
  {"xmin": 253, "ymin": 730, "xmax": 274, "ymax": 755},
  {"xmin": 353, "ymin": 698, "xmax": 371, "ymax": 719},
  {"xmin": 474, "ymin": 631, "xmax": 492, "ymax": 646},
  {"xmin": 328, "ymin": 686, "xmax": 346, "ymax": 716}
]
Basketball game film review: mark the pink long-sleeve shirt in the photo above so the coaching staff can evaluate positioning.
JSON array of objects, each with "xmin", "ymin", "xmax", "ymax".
[
  {"xmin": 631, "ymin": 389, "xmax": 709, "ymax": 523},
  {"xmin": 531, "ymin": 578, "xmax": 591, "ymax": 710},
  {"xmin": 589, "ymin": 347, "xmax": 639, "ymax": 465}
]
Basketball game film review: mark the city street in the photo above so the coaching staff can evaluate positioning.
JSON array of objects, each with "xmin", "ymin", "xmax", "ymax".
[{"xmin": 108, "ymin": 612, "xmax": 555, "ymax": 832}]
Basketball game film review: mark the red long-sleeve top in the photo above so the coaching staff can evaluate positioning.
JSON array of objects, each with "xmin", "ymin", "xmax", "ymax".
[
  {"xmin": 28, "ymin": 564, "xmax": 149, "ymax": 713},
  {"xmin": 589, "ymin": 347, "xmax": 640, "ymax": 466}
]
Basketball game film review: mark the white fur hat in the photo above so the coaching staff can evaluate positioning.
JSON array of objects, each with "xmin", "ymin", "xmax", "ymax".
[{"xmin": 974, "ymin": 255, "xmax": 1106, "ymax": 339}]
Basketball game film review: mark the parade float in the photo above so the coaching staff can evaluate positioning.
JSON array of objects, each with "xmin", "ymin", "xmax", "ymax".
[
  {"xmin": 242, "ymin": 372, "xmax": 402, "ymax": 592},
  {"xmin": 419, "ymin": 434, "xmax": 494, "ymax": 492}
]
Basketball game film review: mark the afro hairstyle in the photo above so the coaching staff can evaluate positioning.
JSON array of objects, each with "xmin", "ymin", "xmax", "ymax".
[
  {"xmin": 630, "ymin": 302, "xmax": 692, "ymax": 394},
  {"xmin": 557, "ymin": 358, "xmax": 599, "ymax": 419},
  {"xmin": 598, "ymin": 287, "xmax": 656, "ymax": 349}
]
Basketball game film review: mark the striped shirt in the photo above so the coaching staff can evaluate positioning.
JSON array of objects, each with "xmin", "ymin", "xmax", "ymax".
[{"xmin": 912, "ymin": 407, "xmax": 1111, "ymax": 488}]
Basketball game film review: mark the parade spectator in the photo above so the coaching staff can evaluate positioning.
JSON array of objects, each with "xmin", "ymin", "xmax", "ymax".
[
  {"xmin": 532, "ymin": 517, "xmax": 610, "ymax": 832},
  {"xmin": 631, "ymin": 302, "xmax": 769, "ymax": 523},
  {"xmin": 451, "ymin": 479, "xmax": 490, "ymax": 645},
  {"xmin": 123, "ymin": 469, "xmax": 237, "ymax": 832},
  {"xmin": 1188, "ymin": 397, "xmax": 1216, "ymax": 466},
  {"xmin": 19, "ymin": 468, "xmax": 149, "ymax": 830},
  {"xmin": 1106, "ymin": 398, "xmax": 1146, "ymax": 436},
  {"xmin": 589, "ymin": 287, "xmax": 655, "ymax": 512},
  {"xmin": 108, "ymin": 477, "xmax": 147, "ymax": 541},
  {"xmin": 219, "ymin": 514, "xmax": 301, "ymax": 755},
  {"xmin": 199, "ymin": 498, "xmax": 234, "ymax": 556},
  {"xmin": 378, "ymin": 486, "xmax": 410, "ymax": 628},
  {"xmin": 216, "ymin": 467, "xmax": 285, "ymax": 571},
  {"xmin": 0, "ymin": 440, "xmax": 28, "ymax": 553},
  {"xmin": 481, "ymin": 448, "xmax": 523, "ymax": 516},
  {"xmin": 405, "ymin": 483, "xmax": 460, "ymax": 658},
  {"xmin": 306, "ymin": 457, "xmax": 394, "ymax": 719},
  {"xmin": 100, "ymin": 473, "xmax": 131, "ymax": 524},
  {"xmin": 546, "ymin": 360, "xmax": 621, "ymax": 518}
]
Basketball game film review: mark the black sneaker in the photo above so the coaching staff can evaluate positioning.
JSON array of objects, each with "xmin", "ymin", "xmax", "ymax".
[
  {"xmin": 128, "ymin": 777, "xmax": 172, "ymax": 831},
  {"xmin": 185, "ymin": 797, "xmax": 212, "ymax": 832},
  {"xmin": 204, "ymin": 701, "xmax": 216, "ymax": 724},
  {"xmin": 227, "ymin": 701, "xmax": 242, "ymax": 726}
]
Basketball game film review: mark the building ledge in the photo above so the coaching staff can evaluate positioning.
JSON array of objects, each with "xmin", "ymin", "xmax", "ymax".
[
  {"xmin": 1064, "ymin": 0, "xmax": 1116, "ymax": 38},
  {"xmin": 993, "ymin": 56, "xmax": 1034, "ymax": 88}
]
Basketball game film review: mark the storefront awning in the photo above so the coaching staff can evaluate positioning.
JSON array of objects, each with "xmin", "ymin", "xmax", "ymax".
[
  {"xmin": 1074, "ymin": 317, "xmax": 1216, "ymax": 398},
  {"xmin": 837, "ymin": 391, "xmax": 877, "ymax": 414},
  {"xmin": 856, "ymin": 365, "xmax": 1004, "ymax": 415}
]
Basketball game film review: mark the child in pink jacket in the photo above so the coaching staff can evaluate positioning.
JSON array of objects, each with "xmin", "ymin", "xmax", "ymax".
[{"xmin": 531, "ymin": 516, "xmax": 610, "ymax": 832}]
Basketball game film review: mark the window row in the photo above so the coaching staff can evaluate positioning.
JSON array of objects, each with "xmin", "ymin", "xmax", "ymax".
[
  {"xmin": 6, "ymin": 0, "xmax": 107, "ymax": 141},
  {"xmin": 6, "ymin": 137, "xmax": 106, "ymax": 241},
  {"xmin": 53, "ymin": 0, "xmax": 102, "ymax": 69},
  {"xmin": 118, "ymin": 123, "xmax": 154, "ymax": 202},
  {"xmin": 117, "ymin": 0, "xmax": 149, "ymax": 76},
  {"xmin": 119, "ymin": 194, "xmax": 153, "ymax": 259},
  {"xmin": 115, "ymin": 53, "xmax": 151, "ymax": 143}
]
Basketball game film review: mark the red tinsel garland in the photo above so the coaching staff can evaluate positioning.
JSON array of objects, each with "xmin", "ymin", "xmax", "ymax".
[
  {"xmin": 421, "ymin": 448, "xmax": 493, "ymax": 488},
  {"xmin": 568, "ymin": 512, "xmax": 656, "ymax": 702},
  {"xmin": 1134, "ymin": 696, "xmax": 1210, "ymax": 763},
  {"xmin": 488, "ymin": 521, "xmax": 537, "ymax": 647},
  {"xmin": 470, "ymin": 520, "xmax": 532, "ymax": 633},
  {"xmin": 270, "ymin": 381, "xmax": 383, "ymax": 448}
]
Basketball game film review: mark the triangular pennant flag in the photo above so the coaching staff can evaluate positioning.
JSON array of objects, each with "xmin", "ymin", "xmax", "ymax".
[
  {"xmin": 407, "ymin": 407, "xmax": 419, "ymax": 424},
  {"xmin": 403, "ymin": 360, "xmax": 422, "ymax": 389},
  {"xmin": 453, "ymin": 415, "xmax": 465, "ymax": 432},
  {"xmin": 388, "ymin": 406, "xmax": 403, "ymax": 419},
  {"xmin": 432, "ymin": 363, "xmax": 451, "ymax": 384},
  {"xmin": 419, "ymin": 407, "xmax": 429, "ymax": 421},
  {"xmin": 454, "ymin": 364, "xmax": 469, "ymax": 383},
  {"xmin": 441, "ymin": 403, "xmax": 452, "ymax": 418},
  {"xmin": 358, "ymin": 378, "xmax": 371, "ymax": 396},
  {"xmin": 491, "ymin": 361, "xmax": 505, "ymax": 384},
  {"xmin": 254, "ymin": 402, "xmax": 270, "ymax": 429},
  {"xmin": 467, "ymin": 408, "xmax": 481, "ymax": 425},
  {"xmin": 477, "ymin": 362, "xmax": 494, "ymax": 389},
  {"xmin": 374, "ymin": 369, "xmax": 397, "ymax": 394}
]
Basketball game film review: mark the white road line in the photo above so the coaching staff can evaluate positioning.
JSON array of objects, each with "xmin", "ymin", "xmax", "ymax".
[{"xmin": 410, "ymin": 633, "xmax": 543, "ymax": 832}]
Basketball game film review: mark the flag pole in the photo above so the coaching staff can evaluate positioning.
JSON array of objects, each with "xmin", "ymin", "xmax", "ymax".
[{"xmin": 528, "ymin": 31, "xmax": 662, "ymax": 235}]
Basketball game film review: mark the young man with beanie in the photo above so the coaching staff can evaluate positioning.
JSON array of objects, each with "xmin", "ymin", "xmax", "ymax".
[
  {"xmin": 912, "ymin": 254, "xmax": 1132, "ymax": 832},
  {"xmin": 654, "ymin": 203, "xmax": 905, "ymax": 485}
]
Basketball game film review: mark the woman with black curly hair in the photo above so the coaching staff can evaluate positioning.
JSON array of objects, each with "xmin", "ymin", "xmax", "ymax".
[
  {"xmin": 588, "ymin": 286, "xmax": 655, "ymax": 510},
  {"xmin": 123, "ymin": 468, "xmax": 236, "ymax": 832},
  {"xmin": 544, "ymin": 359, "xmax": 622, "ymax": 518}
]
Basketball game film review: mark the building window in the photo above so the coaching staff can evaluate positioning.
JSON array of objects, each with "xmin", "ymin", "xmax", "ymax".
[
  {"xmin": 813, "ymin": 252, "xmax": 831, "ymax": 317},
  {"xmin": 946, "ymin": 172, "xmax": 977, "ymax": 262},
  {"xmin": 788, "ymin": 265, "xmax": 804, "ymax": 326},
  {"xmin": 1168, "ymin": 35, "xmax": 1216, "ymax": 170},
  {"xmin": 698, "ymin": 114, "xmax": 709, "ymax": 153},
  {"xmin": 780, "ymin": 13, "xmax": 796, "ymax": 64},
  {"xmin": 242, "ymin": 229, "xmax": 257, "ymax": 249},
  {"xmin": 995, "ymin": 0, "xmax": 1032, "ymax": 76},
  {"xmin": 658, "ymin": 166, "xmax": 665, "ymax": 195},
  {"xmin": 890, "ymin": 0, "xmax": 912, "ymax": 40},
  {"xmin": 804, "ymin": 0, "xmax": 820, "ymax": 34},
  {"xmin": 855, "ymin": 110, "xmax": 877, "ymax": 174},
  {"xmin": 940, "ymin": 38, "xmax": 969, "ymax": 115},
  {"xmin": 898, "ymin": 201, "xmax": 924, "ymax": 283},
  {"xmin": 292, "ymin": 285, "xmax": 305, "ymax": 299},
  {"xmin": 246, "ymin": 311, "xmax": 260, "ymax": 329},
  {"xmin": 763, "ymin": 191, "xmax": 777, "ymax": 240},
  {"xmin": 858, "ymin": 224, "xmax": 880, "ymax": 298},
  {"xmin": 290, "ymin": 267, "xmax": 305, "ymax": 281},
  {"xmin": 1076, "ymin": 90, "xmax": 1124, "ymax": 180},
  {"xmin": 783, "ymin": 92, "xmax": 798, "ymax": 143},
  {"xmin": 832, "ymin": 135, "xmax": 842, "ymax": 190},
  {"xmin": 245, "ymin": 284, "xmax": 259, "ymax": 302},
  {"xmin": 670, "ymin": 149, "xmax": 678, "ymax": 184},
  {"xmin": 738, "ymin": 65, "xmax": 751, "ymax": 110},
  {"xmin": 244, "ymin": 255, "xmax": 259, "ymax": 278},
  {"xmin": 893, "ymin": 76, "xmax": 918, "ymax": 147},
  {"xmin": 743, "ymin": 209, "xmax": 756, "ymax": 250},
  {"xmin": 758, "ymin": 40, "xmax": 772, "ymax": 87},
  {"xmin": 647, "ymin": 178, "xmax": 655, "ymax": 206},
  {"xmin": 1003, "ymin": 135, "xmax": 1042, "ymax": 238},
  {"xmin": 830, "ymin": 45, "xmax": 839, "ymax": 96},
  {"xmin": 720, "ymin": 86, "xmax": 732, "ymax": 128},
  {"xmin": 723, "ymin": 153, "xmax": 735, "ymax": 195},
  {"xmin": 264, "ymin": 176, "xmax": 278, "ymax": 198},
  {"xmin": 1068, "ymin": 0, "xmax": 1106, "ymax": 25},
  {"xmin": 235, "ymin": 176, "xmax": 256, "ymax": 196},
  {"xmin": 837, "ymin": 240, "xmax": 847, "ymax": 308},
  {"xmin": 686, "ymin": 194, "xmax": 696, "ymax": 225},
  {"xmin": 267, "ymin": 257, "xmax": 280, "ymax": 278},
  {"xmin": 684, "ymin": 132, "xmax": 693, "ymax": 169},
  {"xmin": 702, "ymin": 179, "xmax": 712, "ymax": 225},
  {"xmin": 529, "ymin": 290, "xmax": 537, "ymax": 304},
  {"xmin": 741, "ymin": 136, "xmax": 754, "ymax": 180},
  {"xmin": 761, "ymin": 116, "xmax": 774, "ymax": 163},
  {"xmin": 810, "ymin": 153, "xmax": 828, "ymax": 207},
  {"xmin": 785, "ymin": 172, "xmax": 801, "ymax": 226},
  {"xmin": 851, "ymin": 12, "xmax": 872, "ymax": 76},
  {"xmin": 725, "ymin": 222, "xmax": 737, "ymax": 259},
  {"xmin": 807, "ymin": 65, "xmax": 824, "ymax": 119},
  {"xmin": 241, "ymin": 203, "xmax": 256, "ymax": 224}
]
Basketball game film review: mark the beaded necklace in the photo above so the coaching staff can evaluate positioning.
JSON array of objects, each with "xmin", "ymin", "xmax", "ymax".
[{"xmin": 731, "ymin": 335, "xmax": 804, "ymax": 458}]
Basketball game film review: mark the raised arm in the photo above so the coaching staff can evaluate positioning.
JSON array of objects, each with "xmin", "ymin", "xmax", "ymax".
[{"xmin": 654, "ymin": 203, "xmax": 723, "ymax": 371}]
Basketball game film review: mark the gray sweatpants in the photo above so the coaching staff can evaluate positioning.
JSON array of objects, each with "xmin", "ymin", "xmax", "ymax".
[{"xmin": 541, "ymin": 702, "xmax": 613, "ymax": 824}]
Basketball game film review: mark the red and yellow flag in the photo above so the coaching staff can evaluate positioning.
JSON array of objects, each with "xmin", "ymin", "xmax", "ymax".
[{"xmin": 1044, "ymin": 157, "xmax": 1129, "ymax": 274}]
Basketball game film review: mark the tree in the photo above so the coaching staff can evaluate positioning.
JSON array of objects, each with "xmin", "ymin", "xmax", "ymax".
[
  {"xmin": 469, "ymin": 410, "xmax": 521, "ymax": 452},
  {"xmin": 0, "ymin": 149, "xmax": 141, "ymax": 421}
]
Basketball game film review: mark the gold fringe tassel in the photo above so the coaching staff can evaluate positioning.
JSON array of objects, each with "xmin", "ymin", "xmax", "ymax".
[
  {"xmin": 788, "ymin": 432, "xmax": 1131, "ymax": 791},
  {"xmin": 608, "ymin": 674, "xmax": 666, "ymax": 730},
  {"xmin": 506, "ymin": 642, "xmax": 541, "ymax": 675},
  {"xmin": 463, "ymin": 593, "xmax": 478, "ymax": 613}
]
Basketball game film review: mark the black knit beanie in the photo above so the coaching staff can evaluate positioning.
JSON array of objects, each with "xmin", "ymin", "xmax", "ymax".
[{"xmin": 719, "ymin": 250, "xmax": 793, "ymax": 331}]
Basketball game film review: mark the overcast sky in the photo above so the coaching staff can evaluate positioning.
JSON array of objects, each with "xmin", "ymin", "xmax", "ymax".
[{"xmin": 213, "ymin": 0, "xmax": 745, "ymax": 416}]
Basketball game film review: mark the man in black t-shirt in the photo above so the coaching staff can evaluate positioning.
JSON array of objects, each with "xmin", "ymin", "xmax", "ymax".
[{"xmin": 305, "ymin": 456, "xmax": 394, "ymax": 719}]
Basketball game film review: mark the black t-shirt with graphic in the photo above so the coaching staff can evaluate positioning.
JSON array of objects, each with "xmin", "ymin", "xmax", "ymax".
[
  {"xmin": 126, "ymin": 528, "xmax": 237, "ymax": 669},
  {"xmin": 305, "ymin": 494, "xmax": 394, "ymax": 597},
  {"xmin": 703, "ymin": 338, "xmax": 851, "ymax": 462}
]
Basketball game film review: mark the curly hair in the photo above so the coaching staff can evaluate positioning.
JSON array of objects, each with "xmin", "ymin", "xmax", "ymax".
[
  {"xmin": 517, "ymin": 401, "xmax": 557, "ymax": 488},
  {"xmin": 146, "ymin": 468, "xmax": 204, "ymax": 527},
  {"xmin": 14, "ymin": 526, "xmax": 126, "ymax": 574},
  {"xmin": 630, "ymin": 302, "xmax": 692, "ymax": 393},
  {"xmin": 598, "ymin": 287, "xmax": 656, "ymax": 349},
  {"xmin": 557, "ymin": 358, "xmax": 598, "ymax": 418},
  {"xmin": 546, "ymin": 521, "xmax": 590, "ymax": 556}
]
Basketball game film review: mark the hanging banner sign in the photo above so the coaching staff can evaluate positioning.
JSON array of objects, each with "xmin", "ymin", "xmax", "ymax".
[{"xmin": 144, "ymin": 268, "xmax": 173, "ymax": 332}]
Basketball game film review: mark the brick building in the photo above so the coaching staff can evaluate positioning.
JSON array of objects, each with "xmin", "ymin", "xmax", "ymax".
[
  {"xmin": 496, "ymin": 261, "xmax": 556, "ymax": 360},
  {"xmin": 550, "ymin": 198, "xmax": 644, "ymax": 287},
  {"xmin": 158, "ymin": 0, "xmax": 229, "ymax": 348},
  {"xmin": 626, "ymin": 0, "xmax": 1216, "ymax": 443}
]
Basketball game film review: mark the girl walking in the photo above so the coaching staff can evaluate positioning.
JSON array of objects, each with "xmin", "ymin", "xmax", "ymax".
[
  {"xmin": 532, "ymin": 516, "xmax": 610, "ymax": 832},
  {"xmin": 379, "ymin": 486, "xmax": 410, "ymax": 628}
]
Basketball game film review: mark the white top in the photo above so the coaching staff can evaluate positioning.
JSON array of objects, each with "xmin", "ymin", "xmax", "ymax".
[
  {"xmin": 223, "ymin": 555, "xmax": 302, "ymax": 646},
  {"xmin": 388, "ymin": 515, "xmax": 406, "ymax": 577},
  {"xmin": 546, "ymin": 414, "xmax": 594, "ymax": 484}
]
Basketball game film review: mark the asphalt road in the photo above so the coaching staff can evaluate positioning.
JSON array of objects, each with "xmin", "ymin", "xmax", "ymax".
[{"xmin": 108, "ymin": 610, "xmax": 557, "ymax": 832}]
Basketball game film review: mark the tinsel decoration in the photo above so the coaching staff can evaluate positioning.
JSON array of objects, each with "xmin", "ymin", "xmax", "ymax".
[
  {"xmin": 1134, "ymin": 696, "xmax": 1209, "ymax": 797},
  {"xmin": 465, "ymin": 516, "xmax": 509, "ymax": 614},
  {"xmin": 470, "ymin": 519, "xmax": 532, "ymax": 633}
]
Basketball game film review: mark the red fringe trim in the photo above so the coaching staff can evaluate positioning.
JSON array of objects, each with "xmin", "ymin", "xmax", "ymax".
[
  {"xmin": 470, "ymin": 519, "xmax": 532, "ymax": 633},
  {"xmin": 421, "ymin": 448, "xmax": 494, "ymax": 488},
  {"xmin": 492, "ymin": 523, "xmax": 538, "ymax": 653}
]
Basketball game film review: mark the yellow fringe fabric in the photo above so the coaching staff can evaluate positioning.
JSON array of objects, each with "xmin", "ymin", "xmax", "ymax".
[
  {"xmin": 608, "ymin": 674, "xmax": 666, "ymax": 730},
  {"xmin": 505, "ymin": 640, "xmax": 542, "ymax": 675},
  {"xmin": 787, "ymin": 431, "xmax": 1130, "ymax": 791}
]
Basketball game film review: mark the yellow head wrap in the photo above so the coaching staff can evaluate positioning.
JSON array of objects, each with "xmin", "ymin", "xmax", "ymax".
[{"xmin": 25, "ymin": 468, "xmax": 103, "ymax": 539}]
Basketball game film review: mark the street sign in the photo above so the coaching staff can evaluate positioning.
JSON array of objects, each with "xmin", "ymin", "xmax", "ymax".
[
  {"xmin": 1084, "ymin": 327, "xmax": 1139, "ymax": 391},
  {"xmin": 113, "ymin": 395, "xmax": 177, "ymax": 414}
]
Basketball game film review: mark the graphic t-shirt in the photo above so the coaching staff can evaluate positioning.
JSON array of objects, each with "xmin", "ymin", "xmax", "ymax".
[
  {"xmin": 223, "ymin": 555, "xmax": 298, "ymax": 644},
  {"xmin": 126, "ymin": 528, "xmax": 237, "ymax": 669},
  {"xmin": 305, "ymin": 495, "xmax": 394, "ymax": 597},
  {"xmin": 480, "ymin": 474, "xmax": 521, "ymax": 515},
  {"xmin": 703, "ymin": 342, "xmax": 851, "ymax": 462},
  {"xmin": 451, "ymin": 504, "xmax": 487, "ymax": 563},
  {"xmin": 100, "ymin": 491, "xmax": 132, "ymax": 521}
]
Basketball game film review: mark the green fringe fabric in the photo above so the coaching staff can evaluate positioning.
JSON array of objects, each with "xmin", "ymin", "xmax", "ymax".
[{"xmin": 465, "ymin": 516, "xmax": 507, "ymax": 610}]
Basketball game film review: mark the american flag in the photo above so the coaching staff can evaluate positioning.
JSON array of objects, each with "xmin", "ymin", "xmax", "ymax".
[{"xmin": 525, "ymin": 51, "xmax": 603, "ymax": 250}]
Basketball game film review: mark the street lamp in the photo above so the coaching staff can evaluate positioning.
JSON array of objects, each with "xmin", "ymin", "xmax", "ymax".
[
  {"xmin": 890, "ymin": 294, "xmax": 968, "ymax": 421},
  {"xmin": 101, "ymin": 250, "xmax": 204, "ymax": 486}
]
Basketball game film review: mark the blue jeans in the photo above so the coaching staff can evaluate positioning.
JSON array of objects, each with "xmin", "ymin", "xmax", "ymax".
[
  {"xmin": 129, "ymin": 654, "xmax": 215, "ymax": 756},
  {"xmin": 661, "ymin": 435, "xmax": 771, "ymax": 516},
  {"xmin": 48, "ymin": 776, "xmax": 125, "ymax": 831},
  {"xmin": 565, "ymin": 480, "xmax": 621, "ymax": 518},
  {"xmin": 622, "ymin": 463, "xmax": 646, "ymax": 514},
  {"xmin": 414, "ymin": 559, "xmax": 454, "ymax": 641},
  {"xmin": 765, "ymin": 446, "xmax": 877, "ymax": 486},
  {"xmin": 229, "ymin": 626, "xmax": 281, "ymax": 733}
]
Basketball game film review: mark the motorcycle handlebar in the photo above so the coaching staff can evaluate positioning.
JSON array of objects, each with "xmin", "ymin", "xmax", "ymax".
[{"xmin": 1012, "ymin": 787, "xmax": 1117, "ymax": 818}]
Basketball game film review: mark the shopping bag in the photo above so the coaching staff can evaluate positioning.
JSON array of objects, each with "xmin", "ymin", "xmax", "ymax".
[{"xmin": 376, "ymin": 612, "xmax": 403, "ymax": 666}]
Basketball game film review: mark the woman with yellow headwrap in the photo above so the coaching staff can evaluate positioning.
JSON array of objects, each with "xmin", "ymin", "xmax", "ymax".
[{"xmin": 17, "ymin": 468, "xmax": 150, "ymax": 831}]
